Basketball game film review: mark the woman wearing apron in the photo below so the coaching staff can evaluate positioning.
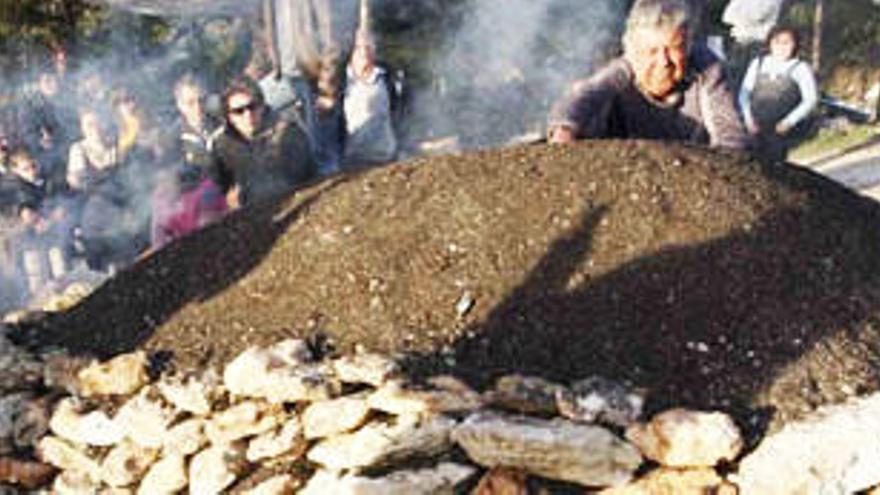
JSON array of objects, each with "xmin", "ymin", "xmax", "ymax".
[{"xmin": 738, "ymin": 27, "xmax": 819, "ymax": 164}]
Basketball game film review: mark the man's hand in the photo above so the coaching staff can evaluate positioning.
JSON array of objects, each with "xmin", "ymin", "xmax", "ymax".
[
  {"xmin": 746, "ymin": 121, "xmax": 760, "ymax": 135},
  {"xmin": 775, "ymin": 122, "xmax": 790, "ymax": 135},
  {"xmin": 315, "ymin": 94, "xmax": 336, "ymax": 114},
  {"xmin": 548, "ymin": 126, "xmax": 575, "ymax": 144},
  {"xmin": 226, "ymin": 185, "xmax": 241, "ymax": 210}
]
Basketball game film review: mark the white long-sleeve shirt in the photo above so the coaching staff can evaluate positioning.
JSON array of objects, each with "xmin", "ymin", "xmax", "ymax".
[{"xmin": 738, "ymin": 55, "xmax": 818, "ymax": 131}]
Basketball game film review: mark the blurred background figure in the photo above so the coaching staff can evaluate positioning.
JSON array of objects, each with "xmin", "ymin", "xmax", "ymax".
[
  {"xmin": 341, "ymin": 19, "xmax": 399, "ymax": 169},
  {"xmin": 150, "ymin": 73, "xmax": 227, "ymax": 249},
  {"xmin": 260, "ymin": 0, "xmax": 359, "ymax": 175},
  {"xmin": 738, "ymin": 26, "xmax": 818, "ymax": 164}
]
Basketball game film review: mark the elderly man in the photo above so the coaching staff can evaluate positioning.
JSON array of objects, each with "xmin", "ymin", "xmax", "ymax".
[{"xmin": 548, "ymin": 0, "xmax": 748, "ymax": 150}]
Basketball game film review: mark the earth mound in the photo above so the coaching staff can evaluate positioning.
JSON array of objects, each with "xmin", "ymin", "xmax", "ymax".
[{"xmin": 21, "ymin": 140, "xmax": 880, "ymax": 430}]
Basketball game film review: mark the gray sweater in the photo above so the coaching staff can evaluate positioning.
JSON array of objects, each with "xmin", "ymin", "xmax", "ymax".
[{"xmin": 548, "ymin": 47, "xmax": 748, "ymax": 150}]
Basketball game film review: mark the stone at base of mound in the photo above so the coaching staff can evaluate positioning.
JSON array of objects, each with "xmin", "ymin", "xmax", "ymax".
[
  {"xmin": 736, "ymin": 392, "xmax": 880, "ymax": 494},
  {"xmin": 452, "ymin": 411, "xmax": 641, "ymax": 487},
  {"xmin": 299, "ymin": 463, "xmax": 476, "ymax": 495}
]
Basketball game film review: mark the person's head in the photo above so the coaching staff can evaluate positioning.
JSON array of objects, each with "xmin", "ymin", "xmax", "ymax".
[
  {"xmin": 174, "ymin": 73, "xmax": 206, "ymax": 130},
  {"xmin": 79, "ymin": 107, "xmax": 114, "ymax": 147},
  {"xmin": 766, "ymin": 27, "xmax": 800, "ymax": 60},
  {"xmin": 18, "ymin": 202, "xmax": 41, "ymax": 228},
  {"xmin": 112, "ymin": 88, "xmax": 139, "ymax": 120},
  {"xmin": 37, "ymin": 69, "xmax": 59, "ymax": 98},
  {"xmin": 54, "ymin": 48, "xmax": 68, "ymax": 76},
  {"xmin": 9, "ymin": 148, "xmax": 39, "ymax": 183},
  {"xmin": 350, "ymin": 29, "xmax": 377, "ymax": 77},
  {"xmin": 0, "ymin": 135, "xmax": 10, "ymax": 166},
  {"xmin": 622, "ymin": 0, "xmax": 693, "ymax": 99},
  {"xmin": 223, "ymin": 77, "xmax": 265, "ymax": 140}
]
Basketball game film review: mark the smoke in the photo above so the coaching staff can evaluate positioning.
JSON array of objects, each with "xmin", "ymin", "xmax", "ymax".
[
  {"xmin": 0, "ymin": 7, "xmax": 258, "ymax": 313},
  {"xmin": 406, "ymin": 0, "xmax": 626, "ymax": 149}
]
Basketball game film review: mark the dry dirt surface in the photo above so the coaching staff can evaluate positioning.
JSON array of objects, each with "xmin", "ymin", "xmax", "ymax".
[{"xmin": 18, "ymin": 140, "xmax": 880, "ymax": 434}]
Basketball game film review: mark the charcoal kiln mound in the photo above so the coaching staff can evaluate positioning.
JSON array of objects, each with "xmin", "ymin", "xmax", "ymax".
[{"xmin": 20, "ymin": 140, "xmax": 880, "ymax": 429}]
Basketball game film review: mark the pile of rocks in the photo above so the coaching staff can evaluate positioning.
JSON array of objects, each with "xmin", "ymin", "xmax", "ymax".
[{"xmin": 7, "ymin": 336, "xmax": 880, "ymax": 493}]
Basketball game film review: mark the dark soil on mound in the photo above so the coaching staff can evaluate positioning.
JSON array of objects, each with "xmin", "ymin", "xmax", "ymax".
[{"xmin": 17, "ymin": 140, "xmax": 880, "ymax": 434}]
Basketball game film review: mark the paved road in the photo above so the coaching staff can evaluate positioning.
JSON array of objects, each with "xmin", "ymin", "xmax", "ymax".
[{"xmin": 798, "ymin": 143, "xmax": 880, "ymax": 200}]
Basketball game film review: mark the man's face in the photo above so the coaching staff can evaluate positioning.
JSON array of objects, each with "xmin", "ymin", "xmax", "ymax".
[
  {"xmin": 227, "ymin": 92, "xmax": 262, "ymax": 140},
  {"xmin": 176, "ymin": 84, "xmax": 204, "ymax": 129},
  {"xmin": 626, "ymin": 26, "xmax": 688, "ymax": 99}
]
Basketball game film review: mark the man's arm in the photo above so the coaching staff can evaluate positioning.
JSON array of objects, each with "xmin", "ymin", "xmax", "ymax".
[
  {"xmin": 547, "ymin": 60, "xmax": 626, "ymax": 142},
  {"xmin": 737, "ymin": 57, "xmax": 760, "ymax": 133}
]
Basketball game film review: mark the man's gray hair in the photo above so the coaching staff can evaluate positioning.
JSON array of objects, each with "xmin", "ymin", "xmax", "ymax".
[{"xmin": 622, "ymin": 0, "xmax": 693, "ymax": 54}]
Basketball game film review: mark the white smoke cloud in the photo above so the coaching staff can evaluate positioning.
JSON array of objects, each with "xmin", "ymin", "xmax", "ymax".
[{"xmin": 407, "ymin": 0, "xmax": 625, "ymax": 149}]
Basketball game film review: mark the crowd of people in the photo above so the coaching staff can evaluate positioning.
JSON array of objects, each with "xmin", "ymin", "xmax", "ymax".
[
  {"xmin": 0, "ymin": 6, "xmax": 402, "ymax": 306},
  {"xmin": 0, "ymin": 0, "xmax": 819, "ymax": 308}
]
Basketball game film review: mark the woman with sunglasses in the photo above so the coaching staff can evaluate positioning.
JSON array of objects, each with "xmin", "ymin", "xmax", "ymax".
[{"xmin": 211, "ymin": 77, "xmax": 317, "ymax": 208}]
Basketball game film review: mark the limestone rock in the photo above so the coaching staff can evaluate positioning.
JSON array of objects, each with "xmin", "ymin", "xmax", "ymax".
[
  {"xmin": 78, "ymin": 352, "xmax": 149, "ymax": 397},
  {"xmin": 626, "ymin": 409, "xmax": 742, "ymax": 468},
  {"xmin": 366, "ymin": 378, "xmax": 483, "ymax": 416},
  {"xmin": 37, "ymin": 436, "xmax": 101, "ymax": 483},
  {"xmin": 188, "ymin": 442, "xmax": 248, "ymax": 495},
  {"xmin": 299, "ymin": 463, "xmax": 476, "ymax": 495},
  {"xmin": 163, "ymin": 418, "xmax": 207, "ymax": 456},
  {"xmin": 101, "ymin": 439, "xmax": 159, "ymax": 487},
  {"xmin": 246, "ymin": 415, "xmax": 306, "ymax": 462},
  {"xmin": 600, "ymin": 468, "xmax": 737, "ymax": 495},
  {"xmin": 556, "ymin": 376, "xmax": 644, "ymax": 428},
  {"xmin": 49, "ymin": 397, "xmax": 124, "ymax": 447},
  {"xmin": 265, "ymin": 339, "xmax": 314, "ymax": 366},
  {"xmin": 484, "ymin": 375, "xmax": 565, "ymax": 416},
  {"xmin": 137, "ymin": 453, "xmax": 188, "ymax": 495},
  {"xmin": 204, "ymin": 401, "xmax": 281, "ymax": 445},
  {"xmin": 453, "ymin": 412, "xmax": 641, "ymax": 487},
  {"xmin": 331, "ymin": 352, "xmax": 400, "ymax": 387},
  {"xmin": 52, "ymin": 470, "xmax": 103, "ymax": 495},
  {"xmin": 114, "ymin": 390, "xmax": 177, "ymax": 449},
  {"xmin": 736, "ymin": 392, "xmax": 880, "ymax": 495},
  {"xmin": 473, "ymin": 467, "xmax": 529, "ymax": 495},
  {"xmin": 224, "ymin": 347, "xmax": 339, "ymax": 403},
  {"xmin": 307, "ymin": 414, "xmax": 456, "ymax": 471},
  {"xmin": 303, "ymin": 395, "xmax": 370, "ymax": 439},
  {"xmin": 156, "ymin": 371, "xmax": 219, "ymax": 416},
  {"xmin": 242, "ymin": 474, "xmax": 297, "ymax": 495}
]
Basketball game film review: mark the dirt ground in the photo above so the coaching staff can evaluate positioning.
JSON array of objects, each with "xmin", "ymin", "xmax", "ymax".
[{"xmin": 16, "ymin": 139, "xmax": 880, "ymax": 437}]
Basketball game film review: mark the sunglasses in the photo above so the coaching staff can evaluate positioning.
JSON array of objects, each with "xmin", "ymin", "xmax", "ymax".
[{"xmin": 228, "ymin": 101, "xmax": 260, "ymax": 116}]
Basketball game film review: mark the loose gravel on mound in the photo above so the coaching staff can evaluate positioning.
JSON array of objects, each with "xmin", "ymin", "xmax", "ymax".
[{"xmin": 20, "ymin": 140, "xmax": 880, "ymax": 433}]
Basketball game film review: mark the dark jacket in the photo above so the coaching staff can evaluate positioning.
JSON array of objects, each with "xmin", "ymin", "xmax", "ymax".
[{"xmin": 211, "ymin": 110, "xmax": 316, "ymax": 205}]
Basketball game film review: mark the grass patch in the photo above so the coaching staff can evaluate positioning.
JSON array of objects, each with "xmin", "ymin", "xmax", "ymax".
[{"xmin": 789, "ymin": 124, "xmax": 880, "ymax": 163}]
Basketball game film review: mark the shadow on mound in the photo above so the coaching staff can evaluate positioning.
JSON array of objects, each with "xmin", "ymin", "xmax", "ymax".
[
  {"xmin": 409, "ymin": 164, "xmax": 880, "ymax": 427},
  {"xmin": 21, "ymin": 176, "xmax": 352, "ymax": 362}
]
